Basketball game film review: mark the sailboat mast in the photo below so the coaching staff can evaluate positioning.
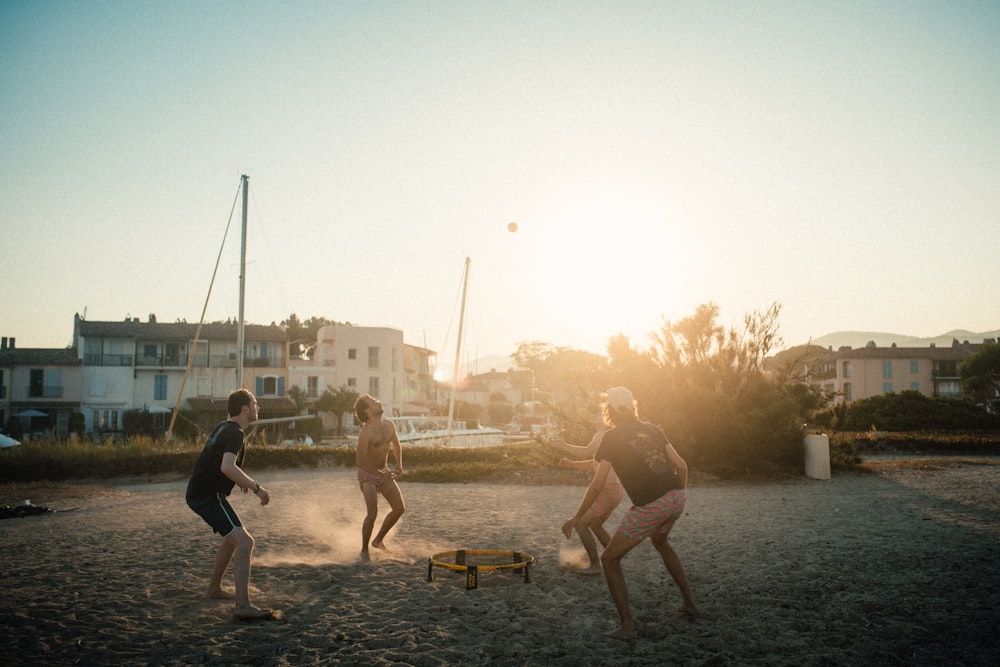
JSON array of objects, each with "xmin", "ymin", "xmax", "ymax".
[
  {"xmin": 237, "ymin": 174, "xmax": 248, "ymax": 389},
  {"xmin": 447, "ymin": 256, "xmax": 471, "ymax": 433}
]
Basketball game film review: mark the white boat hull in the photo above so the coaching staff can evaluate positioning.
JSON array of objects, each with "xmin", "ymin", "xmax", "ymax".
[{"xmin": 389, "ymin": 417, "xmax": 505, "ymax": 448}]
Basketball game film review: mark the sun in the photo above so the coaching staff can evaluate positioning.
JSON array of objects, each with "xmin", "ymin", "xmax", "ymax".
[{"xmin": 537, "ymin": 198, "xmax": 689, "ymax": 339}]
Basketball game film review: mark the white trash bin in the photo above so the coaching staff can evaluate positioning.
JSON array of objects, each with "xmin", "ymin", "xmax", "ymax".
[{"xmin": 803, "ymin": 434, "xmax": 831, "ymax": 480}]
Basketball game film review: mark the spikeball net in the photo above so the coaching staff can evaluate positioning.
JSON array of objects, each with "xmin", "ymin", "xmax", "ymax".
[{"xmin": 427, "ymin": 549, "xmax": 535, "ymax": 590}]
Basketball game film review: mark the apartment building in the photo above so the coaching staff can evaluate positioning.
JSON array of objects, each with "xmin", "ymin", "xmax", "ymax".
[
  {"xmin": 0, "ymin": 338, "xmax": 82, "ymax": 438},
  {"xmin": 810, "ymin": 339, "xmax": 988, "ymax": 404},
  {"xmin": 285, "ymin": 324, "xmax": 438, "ymax": 432},
  {"xmin": 2, "ymin": 315, "xmax": 446, "ymax": 440},
  {"xmin": 75, "ymin": 314, "xmax": 297, "ymax": 434}
]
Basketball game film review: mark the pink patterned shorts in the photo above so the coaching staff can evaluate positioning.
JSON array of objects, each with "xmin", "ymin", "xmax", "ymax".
[{"xmin": 619, "ymin": 489, "xmax": 686, "ymax": 541}]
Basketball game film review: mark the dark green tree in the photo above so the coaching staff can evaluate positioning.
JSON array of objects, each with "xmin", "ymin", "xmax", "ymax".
[
  {"xmin": 282, "ymin": 314, "xmax": 351, "ymax": 360},
  {"xmin": 961, "ymin": 343, "xmax": 1000, "ymax": 411},
  {"xmin": 316, "ymin": 386, "xmax": 360, "ymax": 436}
]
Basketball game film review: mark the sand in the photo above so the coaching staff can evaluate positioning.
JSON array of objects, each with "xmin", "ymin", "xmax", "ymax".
[{"xmin": 1, "ymin": 459, "xmax": 998, "ymax": 666}]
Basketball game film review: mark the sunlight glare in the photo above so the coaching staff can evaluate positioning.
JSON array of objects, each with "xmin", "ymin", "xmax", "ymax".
[{"xmin": 539, "ymin": 197, "xmax": 689, "ymax": 339}]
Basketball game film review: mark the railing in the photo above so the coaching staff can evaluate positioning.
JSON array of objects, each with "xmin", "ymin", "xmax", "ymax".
[
  {"xmin": 83, "ymin": 354, "xmax": 134, "ymax": 366},
  {"xmin": 87, "ymin": 352, "xmax": 282, "ymax": 369},
  {"xmin": 245, "ymin": 357, "xmax": 283, "ymax": 368},
  {"xmin": 27, "ymin": 385, "xmax": 64, "ymax": 398},
  {"xmin": 135, "ymin": 355, "xmax": 185, "ymax": 367}
]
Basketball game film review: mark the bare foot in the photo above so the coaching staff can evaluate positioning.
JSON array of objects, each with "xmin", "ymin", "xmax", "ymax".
[
  {"xmin": 577, "ymin": 564, "xmax": 603, "ymax": 576},
  {"xmin": 234, "ymin": 605, "xmax": 272, "ymax": 620},
  {"xmin": 604, "ymin": 626, "xmax": 638, "ymax": 641},
  {"xmin": 360, "ymin": 550, "xmax": 371, "ymax": 562},
  {"xmin": 371, "ymin": 539, "xmax": 388, "ymax": 551},
  {"xmin": 204, "ymin": 587, "xmax": 235, "ymax": 600},
  {"xmin": 680, "ymin": 602, "xmax": 701, "ymax": 618}
]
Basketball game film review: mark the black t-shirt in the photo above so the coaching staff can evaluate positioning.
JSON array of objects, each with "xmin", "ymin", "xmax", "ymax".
[
  {"xmin": 596, "ymin": 420, "xmax": 682, "ymax": 507},
  {"xmin": 186, "ymin": 420, "xmax": 245, "ymax": 502}
]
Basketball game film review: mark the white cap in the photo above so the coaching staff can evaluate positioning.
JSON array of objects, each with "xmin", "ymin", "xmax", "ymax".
[{"xmin": 606, "ymin": 387, "xmax": 635, "ymax": 412}]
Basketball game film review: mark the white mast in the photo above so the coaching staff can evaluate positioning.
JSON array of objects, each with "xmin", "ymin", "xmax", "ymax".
[
  {"xmin": 236, "ymin": 174, "xmax": 248, "ymax": 389},
  {"xmin": 446, "ymin": 256, "xmax": 471, "ymax": 436}
]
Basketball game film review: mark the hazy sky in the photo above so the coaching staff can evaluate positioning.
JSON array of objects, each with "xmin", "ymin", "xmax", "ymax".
[{"xmin": 2, "ymin": 1, "xmax": 998, "ymax": 368}]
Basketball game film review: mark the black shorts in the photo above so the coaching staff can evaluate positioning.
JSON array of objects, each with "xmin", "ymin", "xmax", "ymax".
[{"xmin": 187, "ymin": 493, "xmax": 243, "ymax": 536}]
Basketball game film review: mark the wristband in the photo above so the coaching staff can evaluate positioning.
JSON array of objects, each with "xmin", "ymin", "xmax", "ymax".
[{"xmin": 253, "ymin": 482, "xmax": 260, "ymax": 493}]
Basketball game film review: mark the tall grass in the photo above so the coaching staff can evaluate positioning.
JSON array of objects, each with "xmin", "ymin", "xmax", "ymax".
[
  {"xmin": 7, "ymin": 431, "xmax": 991, "ymax": 485},
  {"xmin": 0, "ymin": 436, "xmax": 563, "ymax": 483}
]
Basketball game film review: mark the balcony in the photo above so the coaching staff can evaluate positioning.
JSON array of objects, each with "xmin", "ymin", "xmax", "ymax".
[
  {"xmin": 28, "ymin": 385, "xmax": 64, "ymax": 398},
  {"xmin": 83, "ymin": 353, "xmax": 134, "ymax": 366},
  {"xmin": 135, "ymin": 354, "xmax": 185, "ymax": 368},
  {"xmin": 245, "ymin": 357, "xmax": 283, "ymax": 368}
]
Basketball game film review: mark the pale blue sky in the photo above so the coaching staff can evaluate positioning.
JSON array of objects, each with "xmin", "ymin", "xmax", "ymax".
[{"xmin": 2, "ymin": 1, "xmax": 998, "ymax": 368}]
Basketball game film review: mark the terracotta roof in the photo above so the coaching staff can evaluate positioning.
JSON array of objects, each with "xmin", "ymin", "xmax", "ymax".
[
  {"xmin": 823, "ymin": 345, "xmax": 977, "ymax": 361},
  {"xmin": 77, "ymin": 320, "xmax": 287, "ymax": 343},
  {"xmin": 0, "ymin": 348, "xmax": 81, "ymax": 366}
]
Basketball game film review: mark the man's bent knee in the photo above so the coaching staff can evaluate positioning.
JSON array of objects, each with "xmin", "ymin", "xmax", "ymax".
[{"xmin": 225, "ymin": 526, "xmax": 254, "ymax": 549}]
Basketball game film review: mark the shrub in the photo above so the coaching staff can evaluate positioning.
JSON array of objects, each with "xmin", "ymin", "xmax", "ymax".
[{"xmin": 830, "ymin": 391, "xmax": 1000, "ymax": 431}]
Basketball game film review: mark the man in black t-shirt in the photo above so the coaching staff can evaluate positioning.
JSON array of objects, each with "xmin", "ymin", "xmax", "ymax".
[
  {"xmin": 186, "ymin": 388, "xmax": 273, "ymax": 620},
  {"xmin": 562, "ymin": 387, "xmax": 699, "ymax": 640}
]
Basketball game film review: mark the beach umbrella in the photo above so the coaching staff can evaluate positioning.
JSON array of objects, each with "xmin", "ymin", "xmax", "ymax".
[
  {"xmin": 0, "ymin": 433, "xmax": 21, "ymax": 448},
  {"xmin": 16, "ymin": 409, "xmax": 47, "ymax": 418},
  {"xmin": 146, "ymin": 406, "xmax": 173, "ymax": 414}
]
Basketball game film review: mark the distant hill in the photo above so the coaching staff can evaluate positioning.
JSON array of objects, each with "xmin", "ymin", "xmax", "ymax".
[
  {"xmin": 452, "ymin": 331, "xmax": 1000, "ymax": 375},
  {"xmin": 806, "ymin": 329, "xmax": 1000, "ymax": 351}
]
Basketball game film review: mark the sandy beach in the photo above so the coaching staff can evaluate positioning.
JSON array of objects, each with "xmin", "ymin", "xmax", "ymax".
[{"xmin": 1, "ymin": 459, "xmax": 998, "ymax": 666}]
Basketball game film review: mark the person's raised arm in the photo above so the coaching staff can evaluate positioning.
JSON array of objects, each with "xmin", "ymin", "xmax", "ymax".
[
  {"xmin": 558, "ymin": 457, "xmax": 599, "ymax": 473},
  {"xmin": 550, "ymin": 428, "xmax": 606, "ymax": 458}
]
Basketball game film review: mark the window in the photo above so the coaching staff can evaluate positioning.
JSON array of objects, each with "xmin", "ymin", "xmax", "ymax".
[
  {"xmin": 255, "ymin": 376, "xmax": 285, "ymax": 396},
  {"xmin": 882, "ymin": 361, "xmax": 893, "ymax": 379},
  {"xmin": 348, "ymin": 348, "xmax": 357, "ymax": 360},
  {"xmin": 369, "ymin": 377, "xmax": 380, "ymax": 397},
  {"xmin": 84, "ymin": 342, "xmax": 102, "ymax": 365},
  {"xmin": 29, "ymin": 369, "xmax": 44, "ymax": 397},
  {"xmin": 144, "ymin": 344, "xmax": 157, "ymax": 359},
  {"xmin": 93, "ymin": 410, "xmax": 119, "ymax": 431},
  {"xmin": 307, "ymin": 376, "xmax": 318, "ymax": 398},
  {"xmin": 843, "ymin": 382, "xmax": 852, "ymax": 402},
  {"xmin": 368, "ymin": 347, "xmax": 379, "ymax": 369},
  {"xmin": 883, "ymin": 382, "xmax": 894, "ymax": 394},
  {"xmin": 154, "ymin": 374, "xmax": 168, "ymax": 400},
  {"xmin": 910, "ymin": 382, "xmax": 920, "ymax": 391},
  {"xmin": 937, "ymin": 381, "xmax": 961, "ymax": 398},
  {"xmin": 910, "ymin": 360, "xmax": 919, "ymax": 374},
  {"xmin": 347, "ymin": 378, "xmax": 357, "ymax": 388},
  {"xmin": 842, "ymin": 361, "xmax": 851, "ymax": 378}
]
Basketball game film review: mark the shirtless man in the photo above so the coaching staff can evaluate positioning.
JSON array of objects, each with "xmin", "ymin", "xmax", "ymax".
[{"xmin": 354, "ymin": 394, "xmax": 405, "ymax": 561}]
